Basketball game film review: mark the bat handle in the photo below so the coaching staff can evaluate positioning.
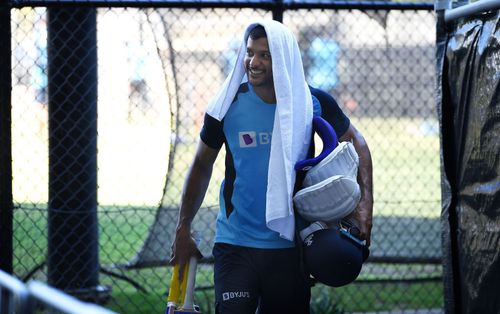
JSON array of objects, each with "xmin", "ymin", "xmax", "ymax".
[
  {"xmin": 167, "ymin": 263, "xmax": 181, "ymax": 304},
  {"xmin": 167, "ymin": 263, "xmax": 189, "ymax": 303},
  {"xmin": 181, "ymin": 256, "xmax": 198, "ymax": 310}
]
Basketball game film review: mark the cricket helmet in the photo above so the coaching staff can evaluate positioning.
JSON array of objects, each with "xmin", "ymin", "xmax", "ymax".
[
  {"xmin": 301, "ymin": 221, "xmax": 369, "ymax": 287},
  {"xmin": 293, "ymin": 116, "xmax": 361, "ymax": 223}
]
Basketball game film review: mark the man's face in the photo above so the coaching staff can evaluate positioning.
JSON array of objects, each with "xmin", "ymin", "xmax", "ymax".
[{"xmin": 244, "ymin": 36, "xmax": 273, "ymax": 89}]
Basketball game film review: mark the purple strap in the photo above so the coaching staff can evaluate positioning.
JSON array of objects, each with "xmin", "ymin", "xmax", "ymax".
[{"xmin": 294, "ymin": 116, "xmax": 338, "ymax": 171}]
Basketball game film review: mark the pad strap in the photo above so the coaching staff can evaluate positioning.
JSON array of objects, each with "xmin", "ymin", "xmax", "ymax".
[{"xmin": 294, "ymin": 116, "xmax": 338, "ymax": 171}]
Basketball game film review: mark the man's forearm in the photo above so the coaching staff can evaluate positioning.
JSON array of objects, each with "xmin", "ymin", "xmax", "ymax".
[
  {"xmin": 340, "ymin": 126, "xmax": 373, "ymax": 205},
  {"xmin": 352, "ymin": 132, "xmax": 373, "ymax": 205},
  {"xmin": 177, "ymin": 159, "xmax": 214, "ymax": 231},
  {"xmin": 339, "ymin": 125, "xmax": 373, "ymax": 244}
]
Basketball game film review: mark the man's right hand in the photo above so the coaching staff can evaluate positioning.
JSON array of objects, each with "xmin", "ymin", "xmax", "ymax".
[{"xmin": 170, "ymin": 224, "xmax": 203, "ymax": 281}]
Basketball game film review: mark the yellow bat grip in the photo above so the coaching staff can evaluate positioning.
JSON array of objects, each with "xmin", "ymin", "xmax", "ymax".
[
  {"xmin": 179, "ymin": 263, "xmax": 189, "ymax": 304},
  {"xmin": 167, "ymin": 264, "xmax": 180, "ymax": 303},
  {"xmin": 167, "ymin": 263, "xmax": 190, "ymax": 304}
]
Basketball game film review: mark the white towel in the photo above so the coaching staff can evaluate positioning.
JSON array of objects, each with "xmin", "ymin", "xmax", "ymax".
[{"xmin": 206, "ymin": 20, "xmax": 313, "ymax": 241}]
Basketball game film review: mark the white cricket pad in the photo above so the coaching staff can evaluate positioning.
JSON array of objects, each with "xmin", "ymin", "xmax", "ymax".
[
  {"xmin": 294, "ymin": 141, "xmax": 361, "ymax": 223},
  {"xmin": 293, "ymin": 175, "xmax": 361, "ymax": 223},
  {"xmin": 303, "ymin": 141, "xmax": 359, "ymax": 187}
]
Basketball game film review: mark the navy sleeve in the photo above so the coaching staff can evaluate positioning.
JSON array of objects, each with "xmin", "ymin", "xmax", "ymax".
[
  {"xmin": 200, "ymin": 113, "xmax": 225, "ymax": 149},
  {"xmin": 309, "ymin": 86, "xmax": 350, "ymax": 138}
]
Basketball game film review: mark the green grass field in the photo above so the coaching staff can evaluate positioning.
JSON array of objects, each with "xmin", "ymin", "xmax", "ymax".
[
  {"xmin": 12, "ymin": 117, "xmax": 444, "ymax": 313},
  {"xmin": 13, "ymin": 207, "xmax": 444, "ymax": 314}
]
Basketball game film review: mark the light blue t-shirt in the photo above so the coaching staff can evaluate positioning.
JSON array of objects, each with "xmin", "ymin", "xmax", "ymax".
[
  {"xmin": 201, "ymin": 83, "xmax": 323, "ymax": 249},
  {"xmin": 215, "ymin": 84, "xmax": 295, "ymax": 248}
]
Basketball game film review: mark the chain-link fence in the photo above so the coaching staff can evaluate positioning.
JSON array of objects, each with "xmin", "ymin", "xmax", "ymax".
[{"xmin": 5, "ymin": 2, "xmax": 442, "ymax": 313}]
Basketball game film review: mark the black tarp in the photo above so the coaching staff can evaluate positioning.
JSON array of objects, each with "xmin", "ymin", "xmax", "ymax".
[{"xmin": 437, "ymin": 8, "xmax": 500, "ymax": 314}]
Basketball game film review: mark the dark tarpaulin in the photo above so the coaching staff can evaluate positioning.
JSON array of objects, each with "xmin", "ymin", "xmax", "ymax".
[{"xmin": 438, "ymin": 9, "xmax": 500, "ymax": 314}]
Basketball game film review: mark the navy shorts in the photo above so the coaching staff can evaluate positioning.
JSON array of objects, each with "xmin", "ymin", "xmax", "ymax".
[{"xmin": 213, "ymin": 243, "xmax": 311, "ymax": 314}]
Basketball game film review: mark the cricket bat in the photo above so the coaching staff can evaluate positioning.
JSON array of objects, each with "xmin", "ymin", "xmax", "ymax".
[{"xmin": 166, "ymin": 256, "xmax": 201, "ymax": 314}]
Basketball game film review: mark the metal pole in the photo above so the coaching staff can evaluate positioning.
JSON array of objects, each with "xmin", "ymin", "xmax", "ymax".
[
  {"xmin": 0, "ymin": 270, "xmax": 33, "ymax": 314},
  {"xmin": 272, "ymin": 0, "xmax": 284, "ymax": 22},
  {"xmin": 47, "ymin": 8, "xmax": 105, "ymax": 300},
  {"xmin": 445, "ymin": 0, "xmax": 500, "ymax": 22},
  {"xmin": 0, "ymin": 5, "xmax": 13, "ymax": 275},
  {"xmin": 11, "ymin": 0, "xmax": 434, "ymax": 10},
  {"xmin": 435, "ymin": 0, "xmax": 452, "ymax": 11},
  {"xmin": 28, "ymin": 281, "xmax": 117, "ymax": 314}
]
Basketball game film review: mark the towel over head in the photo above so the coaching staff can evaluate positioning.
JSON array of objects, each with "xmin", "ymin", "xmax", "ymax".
[{"xmin": 206, "ymin": 20, "xmax": 313, "ymax": 241}]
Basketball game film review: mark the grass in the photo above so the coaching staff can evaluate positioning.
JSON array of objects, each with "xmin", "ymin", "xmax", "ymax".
[
  {"xmin": 331, "ymin": 282, "xmax": 443, "ymax": 312},
  {"xmin": 12, "ymin": 116, "xmax": 444, "ymax": 313},
  {"xmin": 98, "ymin": 266, "xmax": 443, "ymax": 314},
  {"xmin": 13, "ymin": 203, "xmax": 444, "ymax": 313}
]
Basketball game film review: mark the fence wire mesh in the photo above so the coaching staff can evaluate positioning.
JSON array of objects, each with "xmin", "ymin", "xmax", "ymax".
[{"xmin": 9, "ymin": 4, "xmax": 442, "ymax": 313}]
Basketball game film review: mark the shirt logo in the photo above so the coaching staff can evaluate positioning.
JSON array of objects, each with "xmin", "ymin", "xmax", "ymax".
[
  {"xmin": 239, "ymin": 132, "xmax": 257, "ymax": 148},
  {"xmin": 239, "ymin": 131, "xmax": 272, "ymax": 148}
]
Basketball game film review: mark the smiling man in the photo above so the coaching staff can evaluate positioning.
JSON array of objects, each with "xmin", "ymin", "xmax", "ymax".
[
  {"xmin": 170, "ymin": 20, "xmax": 373, "ymax": 314},
  {"xmin": 244, "ymin": 26, "xmax": 275, "ymax": 103}
]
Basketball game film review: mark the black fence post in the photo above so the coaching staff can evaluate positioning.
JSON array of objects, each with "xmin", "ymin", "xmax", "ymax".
[
  {"xmin": 272, "ymin": 0, "xmax": 284, "ymax": 22},
  {"xmin": 47, "ymin": 8, "xmax": 105, "ymax": 299},
  {"xmin": 0, "ymin": 5, "xmax": 13, "ymax": 274}
]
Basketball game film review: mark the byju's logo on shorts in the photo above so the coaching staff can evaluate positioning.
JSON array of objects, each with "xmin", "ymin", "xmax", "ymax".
[
  {"xmin": 239, "ymin": 132, "xmax": 257, "ymax": 148},
  {"xmin": 222, "ymin": 291, "xmax": 251, "ymax": 301}
]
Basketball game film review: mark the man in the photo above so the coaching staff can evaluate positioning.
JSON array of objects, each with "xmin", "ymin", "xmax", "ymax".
[{"xmin": 171, "ymin": 20, "xmax": 373, "ymax": 313}]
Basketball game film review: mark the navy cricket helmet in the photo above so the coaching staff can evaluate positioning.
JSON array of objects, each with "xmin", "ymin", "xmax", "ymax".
[{"xmin": 301, "ymin": 221, "xmax": 369, "ymax": 287}]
